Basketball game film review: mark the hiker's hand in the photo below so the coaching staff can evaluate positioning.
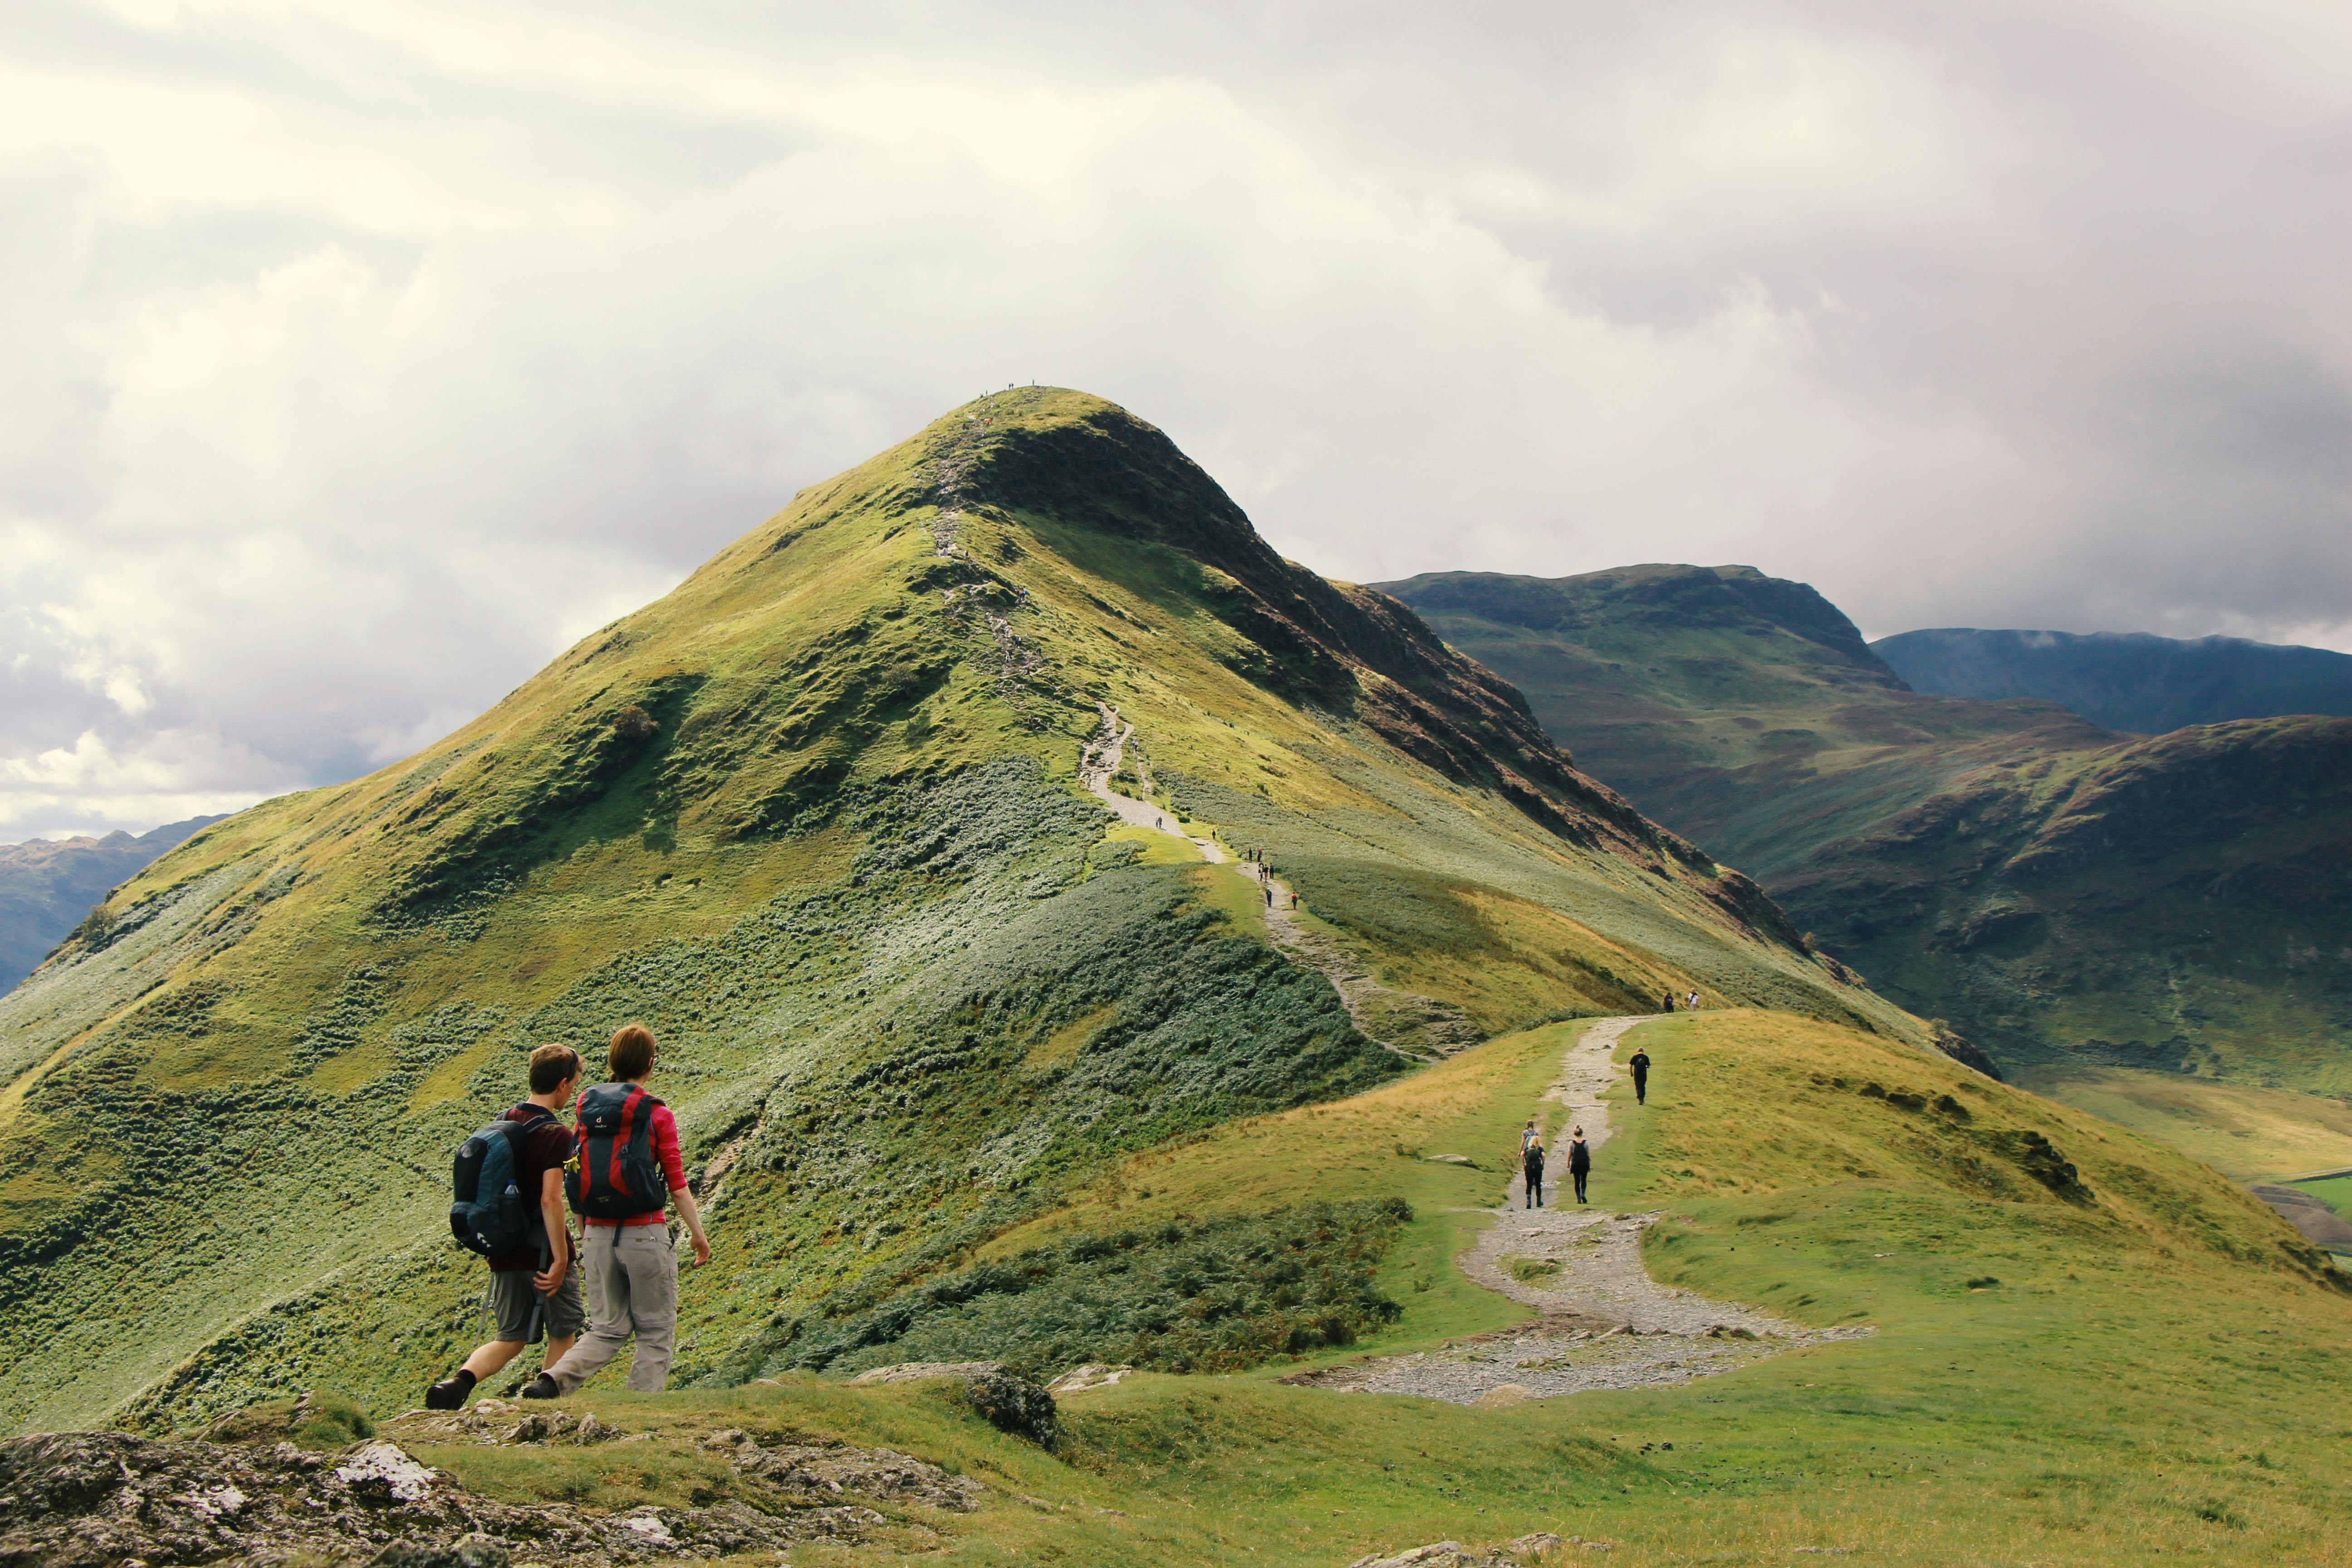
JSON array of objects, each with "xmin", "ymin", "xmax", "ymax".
[
  {"xmin": 690, "ymin": 1232, "xmax": 711, "ymax": 1267},
  {"xmin": 535, "ymin": 1259, "xmax": 567, "ymax": 1292}
]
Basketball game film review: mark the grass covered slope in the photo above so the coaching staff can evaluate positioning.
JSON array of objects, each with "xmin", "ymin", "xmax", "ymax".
[
  {"xmin": 0, "ymin": 392, "xmax": 1908, "ymax": 1437},
  {"xmin": 1384, "ymin": 565, "xmax": 2352, "ymax": 1118},
  {"xmin": 420, "ymin": 1013, "xmax": 2352, "ymax": 1566}
]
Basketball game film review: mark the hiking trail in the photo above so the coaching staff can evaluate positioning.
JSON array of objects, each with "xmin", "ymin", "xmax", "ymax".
[
  {"xmin": 1079, "ymin": 706, "xmax": 1480, "ymax": 1060},
  {"xmin": 1287, "ymin": 1016, "xmax": 1870, "ymax": 1405}
]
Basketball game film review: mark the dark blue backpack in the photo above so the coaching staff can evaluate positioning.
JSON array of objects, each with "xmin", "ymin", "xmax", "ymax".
[
  {"xmin": 449, "ymin": 1107, "xmax": 550, "ymax": 1258},
  {"xmin": 565, "ymin": 1084, "xmax": 666, "ymax": 1221}
]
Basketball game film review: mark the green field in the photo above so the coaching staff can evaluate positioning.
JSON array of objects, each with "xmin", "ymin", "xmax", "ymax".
[{"xmin": 395, "ymin": 1011, "xmax": 2352, "ymax": 1565}]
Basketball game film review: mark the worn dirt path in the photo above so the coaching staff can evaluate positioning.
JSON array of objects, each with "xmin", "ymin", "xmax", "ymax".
[
  {"xmin": 1079, "ymin": 707, "xmax": 1479, "ymax": 1059},
  {"xmin": 1289, "ymin": 1017, "xmax": 1870, "ymax": 1405}
]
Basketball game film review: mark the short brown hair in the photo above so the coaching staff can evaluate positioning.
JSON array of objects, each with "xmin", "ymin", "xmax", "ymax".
[
  {"xmin": 608, "ymin": 1022, "xmax": 657, "ymax": 1081},
  {"xmin": 528, "ymin": 1044, "xmax": 582, "ymax": 1094}
]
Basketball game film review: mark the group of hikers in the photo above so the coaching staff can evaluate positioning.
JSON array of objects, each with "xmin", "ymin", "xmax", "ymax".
[
  {"xmin": 431, "ymin": 988, "xmax": 1686, "ymax": 1403},
  {"xmin": 429, "ymin": 1023, "xmax": 710, "ymax": 1409},
  {"xmin": 1516, "ymin": 1042, "xmax": 1651, "ymax": 1209},
  {"xmin": 1240, "ymin": 846, "xmax": 1297, "ymax": 910}
]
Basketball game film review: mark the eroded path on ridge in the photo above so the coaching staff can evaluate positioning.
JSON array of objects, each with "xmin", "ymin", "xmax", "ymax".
[
  {"xmin": 1079, "ymin": 708, "xmax": 1478, "ymax": 1059},
  {"xmin": 1289, "ymin": 1017, "xmax": 1870, "ymax": 1406}
]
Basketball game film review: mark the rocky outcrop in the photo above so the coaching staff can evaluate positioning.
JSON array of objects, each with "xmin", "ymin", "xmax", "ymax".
[{"xmin": 0, "ymin": 1420, "xmax": 975, "ymax": 1567}]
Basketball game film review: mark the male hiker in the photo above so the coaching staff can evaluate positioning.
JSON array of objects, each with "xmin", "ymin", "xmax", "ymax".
[
  {"xmin": 427, "ymin": 1044, "xmax": 585, "ymax": 1409},
  {"xmin": 1629, "ymin": 1044, "xmax": 1651, "ymax": 1105},
  {"xmin": 524, "ymin": 1023, "xmax": 710, "ymax": 1398}
]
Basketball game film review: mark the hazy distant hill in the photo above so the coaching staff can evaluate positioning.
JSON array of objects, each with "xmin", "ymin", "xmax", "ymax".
[
  {"xmin": 1875, "ymin": 627, "xmax": 2352, "ymax": 734},
  {"xmin": 1383, "ymin": 565, "xmax": 2352, "ymax": 1100},
  {"xmin": 0, "ymin": 817, "xmax": 223, "ymax": 993}
]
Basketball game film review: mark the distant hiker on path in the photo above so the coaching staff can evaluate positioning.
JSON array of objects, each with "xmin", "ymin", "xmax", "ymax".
[
  {"xmin": 1568, "ymin": 1126, "xmax": 1592, "ymax": 1204},
  {"xmin": 1630, "ymin": 1046, "xmax": 1651, "ymax": 1105},
  {"xmin": 1686, "ymin": 990, "xmax": 1699, "ymax": 1010},
  {"xmin": 1660, "ymin": 990, "xmax": 1674, "ymax": 1013},
  {"xmin": 525, "ymin": 1024, "xmax": 710, "ymax": 1399},
  {"xmin": 1523, "ymin": 1132, "xmax": 1546, "ymax": 1209},
  {"xmin": 428, "ymin": 1044, "xmax": 586, "ymax": 1410}
]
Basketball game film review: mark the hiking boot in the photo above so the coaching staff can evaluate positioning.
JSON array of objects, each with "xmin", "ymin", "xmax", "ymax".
[
  {"xmin": 519, "ymin": 1372, "xmax": 561, "ymax": 1400},
  {"xmin": 425, "ymin": 1372, "xmax": 475, "ymax": 1410}
]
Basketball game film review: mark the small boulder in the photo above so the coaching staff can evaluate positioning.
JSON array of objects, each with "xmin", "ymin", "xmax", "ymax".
[
  {"xmin": 846, "ymin": 1361, "xmax": 1058, "ymax": 1448},
  {"xmin": 1505, "ymin": 1534, "xmax": 1564, "ymax": 1558},
  {"xmin": 1044, "ymin": 1364, "xmax": 1132, "ymax": 1396}
]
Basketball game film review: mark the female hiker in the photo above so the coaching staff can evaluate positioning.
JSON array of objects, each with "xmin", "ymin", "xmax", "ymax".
[
  {"xmin": 1522, "ymin": 1130, "xmax": 1546, "ymax": 1209},
  {"xmin": 1568, "ymin": 1126, "xmax": 1592, "ymax": 1204}
]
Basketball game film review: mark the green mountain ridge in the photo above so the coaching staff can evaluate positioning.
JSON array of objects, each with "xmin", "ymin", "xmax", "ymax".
[
  {"xmin": 1876, "ymin": 625, "xmax": 2352, "ymax": 734},
  {"xmin": 1381, "ymin": 565, "xmax": 2352, "ymax": 1099},
  {"xmin": 0, "ymin": 394, "xmax": 1911, "ymax": 1437}
]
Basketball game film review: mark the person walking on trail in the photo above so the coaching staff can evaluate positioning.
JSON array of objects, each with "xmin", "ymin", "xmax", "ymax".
[
  {"xmin": 428, "ymin": 1044, "xmax": 588, "ymax": 1409},
  {"xmin": 525, "ymin": 1023, "xmax": 710, "ymax": 1399},
  {"xmin": 1686, "ymin": 990, "xmax": 1699, "ymax": 1010},
  {"xmin": 1263, "ymin": 883, "xmax": 1273, "ymax": 908},
  {"xmin": 1629, "ymin": 1046, "xmax": 1651, "ymax": 1105},
  {"xmin": 1568, "ymin": 1126, "xmax": 1592, "ymax": 1204},
  {"xmin": 1522, "ymin": 1132, "xmax": 1546, "ymax": 1209},
  {"xmin": 1660, "ymin": 990, "xmax": 1674, "ymax": 1013}
]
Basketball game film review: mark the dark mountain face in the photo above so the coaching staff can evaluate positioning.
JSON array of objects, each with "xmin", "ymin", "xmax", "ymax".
[
  {"xmin": 1383, "ymin": 565, "xmax": 2352, "ymax": 1095},
  {"xmin": 0, "ymin": 817, "xmax": 224, "ymax": 993},
  {"xmin": 1875, "ymin": 627, "xmax": 2352, "ymax": 735}
]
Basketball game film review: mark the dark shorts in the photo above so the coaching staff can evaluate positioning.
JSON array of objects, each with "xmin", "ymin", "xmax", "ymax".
[{"xmin": 490, "ymin": 1262, "xmax": 586, "ymax": 1343}]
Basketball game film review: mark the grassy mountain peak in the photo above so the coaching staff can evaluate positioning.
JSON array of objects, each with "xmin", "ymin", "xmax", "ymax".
[{"xmin": 0, "ymin": 391, "xmax": 1911, "ymax": 1436}]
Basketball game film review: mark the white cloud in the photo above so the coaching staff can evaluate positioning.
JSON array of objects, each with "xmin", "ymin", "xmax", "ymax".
[{"xmin": 0, "ymin": 0, "xmax": 2347, "ymax": 838}]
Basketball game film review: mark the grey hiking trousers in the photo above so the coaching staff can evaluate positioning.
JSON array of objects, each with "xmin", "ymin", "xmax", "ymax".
[{"xmin": 545, "ymin": 1223, "xmax": 677, "ymax": 1393}]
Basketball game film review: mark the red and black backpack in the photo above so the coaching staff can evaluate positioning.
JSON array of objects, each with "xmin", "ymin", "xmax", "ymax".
[{"xmin": 565, "ymin": 1084, "xmax": 666, "ymax": 1220}]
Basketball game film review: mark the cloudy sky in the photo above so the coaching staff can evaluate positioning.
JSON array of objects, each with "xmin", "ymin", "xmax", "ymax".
[{"xmin": 5, "ymin": 0, "xmax": 2349, "ymax": 838}]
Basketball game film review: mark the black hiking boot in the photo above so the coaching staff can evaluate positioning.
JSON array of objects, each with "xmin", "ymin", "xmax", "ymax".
[
  {"xmin": 519, "ymin": 1372, "xmax": 561, "ymax": 1400},
  {"xmin": 425, "ymin": 1371, "xmax": 475, "ymax": 1410}
]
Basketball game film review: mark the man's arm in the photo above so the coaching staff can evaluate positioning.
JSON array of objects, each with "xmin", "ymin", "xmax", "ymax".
[{"xmin": 534, "ymin": 1168, "xmax": 569, "ymax": 1291}]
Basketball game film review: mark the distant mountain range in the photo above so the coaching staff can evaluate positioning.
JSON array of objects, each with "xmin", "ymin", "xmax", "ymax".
[
  {"xmin": 1874, "ymin": 627, "xmax": 2352, "ymax": 735},
  {"xmin": 1382, "ymin": 565, "xmax": 2352, "ymax": 1100},
  {"xmin": 0, "ymin": 818, "xmax": 224, "ymax": 994}
]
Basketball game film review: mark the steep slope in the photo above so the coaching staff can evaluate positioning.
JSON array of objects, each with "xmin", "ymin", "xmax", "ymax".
[
  {"xmin": 1877, "ymin": 626, "xmax": 2352, "ymax": 733},
  {"xmin": 1383, "ymin": 566, "xmax": 2352, "ymax": 1104},
  {"xmin": 0, "ymin": 394, "xmax": 1911, "ymax": 1437},
  {"xmin": 0, "ymin": 817, "xmax": 222, "ymax": 993}
]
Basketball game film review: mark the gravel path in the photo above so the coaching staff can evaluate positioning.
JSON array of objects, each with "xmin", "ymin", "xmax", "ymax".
[{"xmin": 1288, "ymin": 1017, "xmax": 1870, "ymax": 1405}]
